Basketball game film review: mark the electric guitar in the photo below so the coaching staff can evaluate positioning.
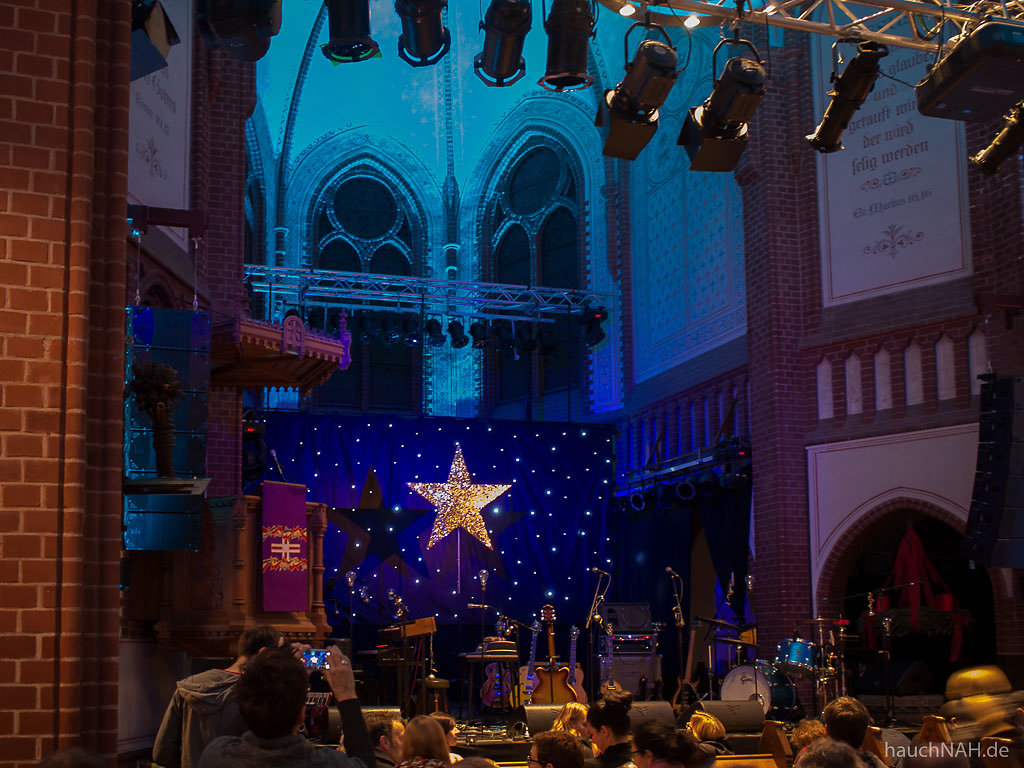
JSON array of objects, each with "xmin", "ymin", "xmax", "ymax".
[
  {"xmin": 532, "ymin": 605, "xmax": 577, "ymax": 705},
  {"xmin": 518, "ymin": 621, "xmax": 541, "ymax": 704},
  {"xmin": 672, "ymin": 624, "xmax": 701, "ymax": 714},
  {"xmin": 600, "ymin": 622, "xmax": 620, "ymax": 695},
  {"xmin": 567, "ymin": 626, "xmax": 588, "ymax": 703}
]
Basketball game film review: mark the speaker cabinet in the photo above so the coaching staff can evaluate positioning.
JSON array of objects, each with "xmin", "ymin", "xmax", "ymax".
[
  {"xmin": 963, "ymin": 374, "xmax": 1024, "ymax": 567},
  {"xmin": 696, "ymin": 700, "xmax": 765, "ymax": 733},
  {"xmin": 628, "ymin": 701, "xmax": 677, "ymax": 727},
  {"xmin": 524, "ymin": 704, "xmax": 563, "ymax": 735},
  {"xmin": 599, "ymin": 655, "xmax": 662, "ymax": 696},
  {"xmin": 599, "ymin": 603, "xmax": 653, "ymax": 632}
]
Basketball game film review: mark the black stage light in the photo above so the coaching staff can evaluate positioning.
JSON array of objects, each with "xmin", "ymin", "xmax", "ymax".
[
  {"xmin": 199, "ymin": 0, "xmax": 282, "ymax": 62},
  {"xmin": 971, "ymin": 101, "xmax": 1024, "ymax": 175},
  {"xmin": 806, "ymin": 41, "xmax": 888, "ymax": 153},
  {"xmin": 475, "ymin": 0, "xmax": 532, "ymax": 86},
  {"xmin": 674, "ymin": 478, "xmax": 697, "ymax": 502},
  {"xmin": 402, "ymin": 317, "xmax": 421, "ymax": 346},
  {"xmin": 383, "ymin": 316, "xmax": 403, "ymax": 345},
  {"xmin": 582, "ymin": 303, "xmax": 608, "ymax": 347},
  {"xmin": 425, "ymin": 318, "xmax": 447, "ymax": 347},
  {"xmin": 395, "ymin": 0, "xmax": 451, "ymax": 67},
  {"xmin": 515, "ymin": 323, "xmax": 538, "ymax": 353},
  {"xmin": 538, "ymin": 0, "xmax": 595, "ymax": 91},
  {"xmin": 469, "ymin": 321, "xmax": 491, "ymax": 348},
  {"xmin": 494, "ymin": 322, "xmax": 516, "ymax": 351},
  {"xmin": 322, "ymin": 0, "xmax": 380, "ymax": 63},
  {"xmin": 448, "ymin": 320, "xmax": 470, "ymax": 349},
  {"xmin": 597, "ymin": 24, "xmax": 678, "ymax": 160},
  {"xmin": 679, "ymin": 37, "xmax": 766, "ymax": 172},
  {"xmin": 629, "ymin": 490, "xmax": 645, "ymax": 511},
  {"xmin": 131, "ymin": 1, "xmax": 180, "ymax": 81},
  {"xmin": 697, "ymin": 467, "xmax": 719, "ymax": 495}
]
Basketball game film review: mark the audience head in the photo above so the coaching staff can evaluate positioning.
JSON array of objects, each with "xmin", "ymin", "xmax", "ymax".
[
  {"xmin": 631, "ymin": 720, "xmax": 705, "ymax": 768},
  {"xmin": 429, "ymin": 712, "xmax": 460, "ymax": 747},
  {"xmin": 235, "ymin": 647, "xmax": 308, "ymax": 739},
  {"xmin": 586, "ymin": 691, "xmax": 633, "ymax": 750},
  {"xmin": 401, "ymin": 715, "xmax": 451, "ymax": 763},
  {"xmin": 532, "ymin": 731, "xmax": 586, "ymax": 768},
  {"xmin": 822, "ymin": 696, "xmax": 872, "ymax": 750},
  {"xmin": 38, "ymin": 748, "xmax": 107, "ymax": 768},
  {"xmin": 791, "ymin": 719, "xmax": 827, "ymax": 753},
  {"xmin": 687, "ymin": 711, "xmax": 726, "ymax": 742},
  {"xmin": 794, "ymin": 738, "xmax": 862, "ymax": 768},
  {"xmin": 366, "ymin": 712, "xmax": 406, "ymax": 760},
  {"xmin": 459, "ymin": 759, "xmax": 499, "ymax": 768},
  {"xmin": 552, "ymin": 702, "xmax": 589, "ymax": 737},
  {"xmin": 237, "ymin": 625, "xmax": 282, "ymax": 659}
]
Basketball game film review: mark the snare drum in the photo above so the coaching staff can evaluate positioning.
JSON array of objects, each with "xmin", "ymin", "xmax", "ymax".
[
  {"xmin": 775, "ymin": 638, "xmax": 817, "ymax": 676},
  {"xmin": 720, "ymin": 661, "xmax": 797, "ymax": 715}
]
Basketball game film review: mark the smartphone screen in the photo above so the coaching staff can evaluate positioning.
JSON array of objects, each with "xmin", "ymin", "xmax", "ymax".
[{"xmin": 302, "ymin": 649, "xmax": 329, "ymax": 670}]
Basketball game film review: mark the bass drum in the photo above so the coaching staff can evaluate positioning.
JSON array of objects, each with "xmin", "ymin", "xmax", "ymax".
[{"xmin": 720, "ymin": 662, "xmax": 797, "ymax": 716}]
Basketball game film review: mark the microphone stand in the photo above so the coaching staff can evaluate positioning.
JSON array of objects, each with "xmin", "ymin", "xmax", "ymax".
[{"xmin": 585, "ymin": 571, "xmax": 610, "ymax": 702}]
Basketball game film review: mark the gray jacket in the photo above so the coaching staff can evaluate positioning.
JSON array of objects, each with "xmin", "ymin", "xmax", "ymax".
[{"xmin": 153, "ymin": 669, "xmax": 246, "ymax": 768}]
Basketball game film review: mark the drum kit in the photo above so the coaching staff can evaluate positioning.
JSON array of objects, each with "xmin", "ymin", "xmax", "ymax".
[{"xmin": 710, "ymin": 616, "xmax": 859, "ymax": 718}]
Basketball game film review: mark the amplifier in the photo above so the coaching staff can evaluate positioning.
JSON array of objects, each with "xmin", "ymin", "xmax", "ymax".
[
  {"xmin": 599, "ymin": 655, "xmax": 662, "ymax": 695},
  {"xmin": 602, "ymin": 634, "xmax": 658, "ymax": 655}
]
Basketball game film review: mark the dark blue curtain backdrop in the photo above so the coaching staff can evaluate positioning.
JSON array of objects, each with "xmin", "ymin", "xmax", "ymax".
[{"xmin": 260, "ymin": 412, "xmax": 620, "ymax": 626}]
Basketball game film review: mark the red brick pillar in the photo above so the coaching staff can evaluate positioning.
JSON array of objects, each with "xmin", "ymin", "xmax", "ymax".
[{"xmin": 0, "ymin": 2, "xmax": 130, "ymax": 764}]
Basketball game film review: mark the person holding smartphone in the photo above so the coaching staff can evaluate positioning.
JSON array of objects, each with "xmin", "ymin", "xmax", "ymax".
[{"xmin": 199, "ymin": 645, "xmax": 376, "ymax": 768}]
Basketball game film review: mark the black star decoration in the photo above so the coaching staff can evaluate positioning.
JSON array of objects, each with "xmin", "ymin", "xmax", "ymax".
[{"xmin": 326, "ymin": 467, "xmax": 429, "ymax": 578}]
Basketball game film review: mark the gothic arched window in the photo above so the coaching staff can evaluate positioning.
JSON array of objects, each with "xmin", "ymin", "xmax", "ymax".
[
  {"xmin": 489, "ymin": 144, "xmax": 583, "ymax": 414},
  {"xmin": 307, "ymin": 170, "xmax": 420, "ymax": 413}
]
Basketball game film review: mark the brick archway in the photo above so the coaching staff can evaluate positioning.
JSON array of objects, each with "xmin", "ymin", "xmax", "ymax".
[{"xmin": 815, "ymin": 496, "xmax": 966, "ymax": 618}]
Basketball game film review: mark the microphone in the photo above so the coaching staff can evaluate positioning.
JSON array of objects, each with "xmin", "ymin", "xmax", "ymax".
[
  {"xmin": 466, "ymin": 603, "xmax": 492, "ymax": 610},
  {"xmin": 665, "ymin": 567, "xmax": 680, "ymax": 577},
  {"xmin": 590, "ymin": 567, "xmax": 610, "ymax": 575},
  {"xmin": 270, "ymin": 449, "xmax": 288, "ymax": 480}
]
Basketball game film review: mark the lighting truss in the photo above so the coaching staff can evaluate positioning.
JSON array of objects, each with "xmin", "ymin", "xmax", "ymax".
[
  {"xmin": 600, "ymin": 0, "xmax": 1024, "ymax": 53},
  {"xmin": 243, "ymin": 265, "xmax": 612, "ymax": 323}
]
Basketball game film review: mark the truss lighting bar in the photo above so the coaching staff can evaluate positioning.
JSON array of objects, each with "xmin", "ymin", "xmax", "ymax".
[
  {"xmin": 243, "ymin": 265, "xmax": 612, "ymax": 323},
  {"xmin": 598, "ymin": 0, "xmax": 1024, "ymax": 53}
]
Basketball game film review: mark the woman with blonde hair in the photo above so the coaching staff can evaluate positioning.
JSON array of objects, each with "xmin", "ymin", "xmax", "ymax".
[
  {"xmin": 551, "ymin": 701, "xmax": 595, "ymax": 757},
  {"xmin": 398, "ymin": 715, "xmax": 451, "ymax": 768},
  {"xmin": 686, "ymin": 711, "xmax": 731, "ymax": 755}
]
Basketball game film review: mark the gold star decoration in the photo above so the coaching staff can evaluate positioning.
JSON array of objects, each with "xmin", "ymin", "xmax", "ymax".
[{"xmin": 407, "ymin": 443, "xmax": 511, "ymax": 550}]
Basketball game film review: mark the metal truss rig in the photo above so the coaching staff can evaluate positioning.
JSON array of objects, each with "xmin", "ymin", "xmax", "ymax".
[
  {"xmin": 243, "ymin": 265, "xmax": 613, "ymax": 324},
  {"xmin": 601, "ymin": 0, "xmax": 1024, "ymax": 53}
]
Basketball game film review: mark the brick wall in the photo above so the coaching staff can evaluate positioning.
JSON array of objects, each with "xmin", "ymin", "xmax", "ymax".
[{"xmin": 0, "ymin": 2, "xmax": 129, "ymax": 765}]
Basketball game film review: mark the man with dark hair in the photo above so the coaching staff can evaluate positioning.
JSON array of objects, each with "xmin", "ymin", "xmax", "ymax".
[
  {"xmin": 795, "ymin": 738, "xmax": 863, "ymax": 768},
  {"xmin": 153, "ymin": 625, "xmax": 282, "ymax": 768},
  {"xmin": 199, "ymin": 646, "xmax": 374, "ymax": 768},
  {"xmin": 365, "ymin": 712, "xmax": 405, "ymax": 768},
  {"xmin": 822, "ymin": 697, "xmax": 884, "ymax": 768},
  {"xmin": 532, "ymin": 731, "xmax": 586, "ymax": 768}
]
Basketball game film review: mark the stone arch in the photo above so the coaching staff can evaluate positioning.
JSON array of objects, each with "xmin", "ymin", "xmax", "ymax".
[{"xmin": 815, "ymin": 495, "xmax": 966, "ymax": 617}]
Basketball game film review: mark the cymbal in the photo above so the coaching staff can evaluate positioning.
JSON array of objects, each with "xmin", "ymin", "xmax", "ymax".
[
  {"xmin": 696, "ymin": 616, "xmax": 742, "ymax": 632},
  {"xmin": 805, "ymin": 617, "xmax": 835, "ymax": 624},
  {"xmin": 836, "ymin": 633, "xmax": 860, "ymax": 642},
  {"xmin": 718, "ymin": 637, "xmax": 757, "ymax": 647}
]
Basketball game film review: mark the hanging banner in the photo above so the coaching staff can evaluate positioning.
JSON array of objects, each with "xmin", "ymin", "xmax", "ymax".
[{"xmin": 261, "ymin": 481, "xmax": 308, "ymax": 612}]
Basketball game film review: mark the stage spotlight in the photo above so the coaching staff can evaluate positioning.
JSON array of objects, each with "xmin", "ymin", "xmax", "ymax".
[
  {"xmin": 679, "ymin": 37, "xmax": 767, "ymax": 172},
  {"xmin": 425, "ymin": 318, "xmax": 446, "ymax": 347},
  {"xmin": 674, "ymin": 478, "xmax": 697, "ymax": 502},
  {"xmin": 469, "ymin": 321, "xmax": 491, "ymax": 348},
  {"xmin": 697, "ymin": 468, "xmax": 719, "ymax": 495},
  {"xmin": 131, "ymin": 0, "xmax": 180, "ymax": 81},
  {"xmin": 359, "ymin": 314, "xmax": 380, "ymax": 344},
  {"xmin": 806, "ymin": 41, "xmax": 888, "ymax": 153},
  {"xmin": 448, "ymin": 320, "xmax": 470, "ymax": 349},
  {"xmin": 493, "ymin": 322, "xmax": 516, "ymax": 351},
  {"xmin": 597, "ymin": 24, "xmax": 678, "ymax": 160},
  {"xmin": 538, "ymin": 0, "xmax": 595, "ymax": 92},
  {"xmin": 515, "ymin": 323, "xmax": 538, "ymax": 353},
  {"xmin": 582, "ymin": 303, "xmax": 608, "ymax": 347},
  {"xmin": 629, "ymin": 490, "xmax": 645, "ymax": 511},
  {"xmin": 402, "ymin": 317, "xmax": 421, "ymax": 346},
  {"xmin": 198, "ymin": 0, "xmax": 282, "ymax": 62},
  {"xmin": 395, "ymin": 0, "xmax": 451, "ymax": 67},
  {"xmin": 475, "ymin": 0, "xmax": 532, "ymax": 86},
  {"xmin": 971, "ymin": 101, "xmax": 1024, "ymax": 175},
  {"xmin": 322, "ymin": 0, "xmax": 380, "ymax": 63},
  {"xmin": 383, "ymin": 316, "xmax": 403, "ymax": 345}
]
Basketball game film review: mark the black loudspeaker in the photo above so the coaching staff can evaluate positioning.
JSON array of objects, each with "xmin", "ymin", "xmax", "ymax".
[
  {"xmin": 598, "ymin": 603, "xmax": 652, "ymax": 632},
  {"xmin": 963, "ymin": 374, "xmax": 1024, "ymax": 567},
  {"xmin": 856, "ymin": 660, "xmax": 933, "ymax": 696},
  {"xmin": 697, "ymin": 700, "xmax": 765, "ymax": 733},
  {"xmin": 524, "ymin": 705, "xmax": 562, "ymax": 735},
  {"xmin": 628, "ymin": 701, "xmax": 677, "ymax": 728}
]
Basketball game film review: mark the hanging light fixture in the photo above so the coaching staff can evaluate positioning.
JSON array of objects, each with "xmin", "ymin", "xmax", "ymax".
[
  {"xmin": 425, "ymin": 318, "xmax": 447, "ymax": 347},
  {"xmin": 972, "ymin": 101, "xmax": 1024, "ymax": 175},
  {"xmin": 475, "ymin": 0, "xmax": 532, "ymax": 86},
  {"xmin": 679, "ymin": 34, "xmax": 767, "ymax": 171},
  {"xmin": 322, "ymin": 0, "xmax": 380, "ymax": 63},
  {"xmin": 538, "ymin": 0, "xmax": 595, "ymax": 91},
  {"xmin": 395, "ymin": 0, "xmax": 451, "ymax": 67},
  {"xmin": 199, "ymin": 0, "xmax": 282, "ymax": 62},
  {"xmin": 806, "ymin": 40, "xmax": 888, "ymax": 153},
  {"xmin": 597, "ymin": 21, "xmax": 679, "ymax": 160},
  {"xmin": 447, "ymin": 320, "xmax": 470, "ymax": 349},
  {"xmin": 469, "ymin": 321, "xmax": 491, "ymax": 348}
]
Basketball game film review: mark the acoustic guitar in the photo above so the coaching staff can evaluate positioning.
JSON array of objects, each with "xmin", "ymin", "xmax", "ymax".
[{"xmin": 532, "ymin": 604, "xmax": 577, "ymax": 705}]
